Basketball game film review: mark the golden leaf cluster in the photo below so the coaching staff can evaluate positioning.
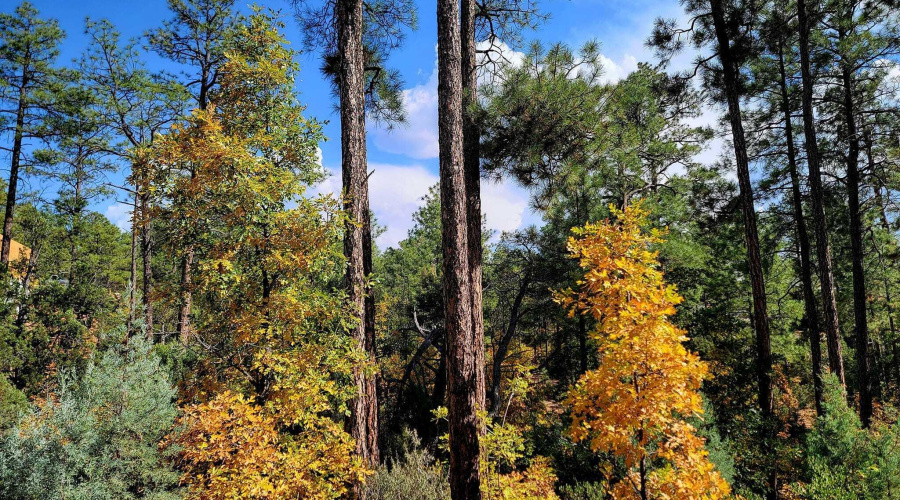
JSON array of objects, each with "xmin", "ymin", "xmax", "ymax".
[{"xmin": 558, "ymin": 203, "xmax": 732, "ymax": 499}]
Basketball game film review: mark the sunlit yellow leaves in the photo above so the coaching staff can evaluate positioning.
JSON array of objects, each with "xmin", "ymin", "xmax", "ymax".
[
  {"xmin": 480, "ymin": 417, "xmax": 560, "ymax": 500},
  {"xmin": 151, "ymin": 10, "xmax": 363, "ymax": 500},
  {"xmin": 559, "ymin": 203, "xmax": 731, "ymax": 499},
  {"xmin": 169, "ymin": 391, "xmax": 365, "ymax": 500}
]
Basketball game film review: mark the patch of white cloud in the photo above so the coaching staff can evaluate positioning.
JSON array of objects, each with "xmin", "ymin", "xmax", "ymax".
[
  {"xmin": 368, "ymin": 163, "xmax": 440, "ymax": 248},
  {"xmin": 310, "ymin": 157, "xmax": 533, "ymax": 249},
  {"xmin": 104, "ymin": 202, "xmax": 133, "ymax": 232},
  {"xmin": 481, "ymin": 178, "xmax": 529, "ymax": 237},
  {"xmin": 369, "ymin": 62, "xmax": 440, "ymax": 160},
  {"xmin": 599, "ymin": 53, "xmax": 639, "ymax": 83}
]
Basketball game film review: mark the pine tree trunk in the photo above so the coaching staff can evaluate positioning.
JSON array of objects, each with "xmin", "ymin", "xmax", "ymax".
[
  {"xmin": 777, "ymin": 42, "xmax": 824, "ymax": 415},
  {"xmin": 870, "ymin": 139, "xmax": 898, "ymax": 396},
  {"xmin": 461, "ymin": 0, "xmax": 486, "ymax": 422},
  {"xmin": 337, "ymin": 0, "xmax": 380, "ymax": 479},
  {"xmin": 2, "ymin": 69, "xmax": 28, "ymax": 269},
  {"xmin": 438, "ymin": 0, "xmax": 481, "ymax": 495},
  {"xmin": 840, "ymin": 61, "xmax": 872, "ymax": 426},
  {"xmin": 797, "ymin": 0, "xmax": 846, "ymax": 385},
  {"xmin": 140, "ymin": 190, "xmax": 154, "ymax": 337},
  {"xmin": 128, "ymin": 191, "xmax": 139, "ymax": 335},
  {"xmin": 710, "ymin": 0, "xmax": 775, "ymax": 495}
]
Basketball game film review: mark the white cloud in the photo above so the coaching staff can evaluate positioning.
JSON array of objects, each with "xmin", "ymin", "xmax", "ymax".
[
  {"xmin": 104, "ymin": 202, "xmax": 133, "ymax": 232},
  {"xmin": 481, "ymin": 178, "xmax": 529, "ymax": 236},
  {"xmin": 599, "ymin": 53, "xmax": 639, "ymax": 83},
  {"xmin": 368, "ymin": 163, "xmax": 439, "ymax": 247},
  {"xmin": 369, "ymin": 64, "xmax": 440, "ymax": 160},
  {"xmin": 311, "ymin": 162, "xmax": 533, "ymax": 249},
  {"xmin": 311, "ymin": 163, "xmax": 438, "ymax": 248}
]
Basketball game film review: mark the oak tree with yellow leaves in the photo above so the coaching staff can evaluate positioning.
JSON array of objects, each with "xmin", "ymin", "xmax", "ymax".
[
  {"xmin": 150, "ymin": 9, "xmax": 367, "ymax": 499},
  {"xmin": 557, "ymin": 204, "xmax": 732, "ymax": 500}
]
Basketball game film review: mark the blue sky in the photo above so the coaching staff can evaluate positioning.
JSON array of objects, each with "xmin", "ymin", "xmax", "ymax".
[{"xmin": 25, "ymin": 0, "xmax": 692, "ymax": 248}]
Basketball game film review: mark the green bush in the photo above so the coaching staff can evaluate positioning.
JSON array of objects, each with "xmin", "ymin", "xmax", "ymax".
[
  {"xmin": 802, "ymin": 373, "xmax": 900, "ymax": 499},
  {"xmin": 0, "ymin": 335, "xmax": 182, "ymax": 499},
  {"xmin": 365, "ymin": 429, "xmax": 450, "ymax": 500},
  {"xmin": 0, "ymin": 375, "xmax": 27, "ymax": 429},
  {"xmin": 559, "ymin": 481, "xmax": 605, "ymax": 500}
]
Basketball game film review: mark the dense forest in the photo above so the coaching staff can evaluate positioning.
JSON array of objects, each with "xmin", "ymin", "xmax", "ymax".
[{"xmin": 1, "ymin": 0, "xmax": 900, "ymax": 498}]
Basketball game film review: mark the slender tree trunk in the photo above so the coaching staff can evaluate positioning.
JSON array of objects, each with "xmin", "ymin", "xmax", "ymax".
[
  {"xmin": 2, "ymin": 70, "xmax": 28, "ymax": 269},
  {"xmin": 578, "ymin": 315, "xmax": 588, "ymax": 374},
  {"xmin": 489, "ymin": 278, "xmax": 528, "ymax": 414},
  {"xmin": 337, "ymin": 0, "xmax": 379, "ymax": 478},
  {"xmin": 178, "ymin": 79, "xmax": 213, "ymax": 343},
  {"xmin": 710, "ymin": 0, "xmax": 775, "ymax": 495},
  {"xmin": 710, "ymin": 0, "xmax": 774, "ymax": 419},
  {"xmin": 840, "ymin": 61, "xmax": 872, "ymax": 426},
  {"xmin": 461, "ymin": 0, "xmax": 486, "ymax": 421},
  {"xmin": 70, "ymin": 179, "xmax": 83, "ymax": 285},
  {"xmin": 177, "ymin": 166, "xmax": 197, "ymax": 343},
  {"xmin": 797, "ymin": 0, "xmax": 846, "ymax": 385},
  {"xmin": 777, "ymin": 42, "xmax": 824, "ymax": 415},
  {"xmin": 362, "ymin": 206, "xmax": 379, "ymax": 457},
  {"xmin": 128, "ymin": 191, "xmax": 139, "ymax": 335},
  {"xmin": 438, "ymin": 0, "xmax": 481, "ymax": 494},
  {"xmin": 870, "ymin": 140, "xmax": 899, "ymax": 396},
  {"xmin": 140, "ymin": 190, "xmax": 154, "ymax": 337},
  {"xmin": 177, "ymin": 248, "xmax": 194, "ymax": 342}
]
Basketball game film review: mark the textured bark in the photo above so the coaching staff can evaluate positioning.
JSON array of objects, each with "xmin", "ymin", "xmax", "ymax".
[
  {"xmin": 140, "ymin": 191, "xmax": 154, "ymax": 337},
  {"xmin": 128, "ymin": 191, "xmax": 139, "ymax": 335},
  {"xmin": 461, "ymin": 0, "xmax": 487, "ymax": 422},
  {"xmin": 840, "ymin": 61, "xmax": 872, "ymax": 426},
  {"xmin": 2, "ymin": 67, "xmax": 28, "ymax": 269},
  {"xmin": 797, "ymin": 0, "xmax": 846, "ymax": 385},
  {"xmin": 337, "ymin": 0, "xmax": 379, "ymax": 478},
  {"xmin": 438, "ymin": 0, "xmax": 481, "ymax": 495},
  {"xmin": 710, "ymin": 0, "xmax": 774, "ymax": 420},
  {"xmin": 777, "ymin": 42, "xmax": 824, "ymax": 415},
  {"xmin": 710, "ymin": 3, "xmax": 776, "ymax": 495}
]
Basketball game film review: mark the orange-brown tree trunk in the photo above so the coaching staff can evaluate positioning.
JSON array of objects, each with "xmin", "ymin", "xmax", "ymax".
[
  {"xmin": 337, "ymin": 0, "xmax": 380, "ymax": 483},
  {"xmin": 438, "ymin": 0, "xmax": 481, "ymax": 495},
  {"xmin": 461, "ymin": 0, "xmax": 486, "ymax": 417}
]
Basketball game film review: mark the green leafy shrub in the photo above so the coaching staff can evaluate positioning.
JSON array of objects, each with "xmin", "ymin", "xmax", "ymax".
[
  {"xmin": 801, "ymin": 373, "xmax": 900, "ymax": 499},
  {"xmin": 559, "ymin": 481, "xmax": 605, "ymax": 500}
]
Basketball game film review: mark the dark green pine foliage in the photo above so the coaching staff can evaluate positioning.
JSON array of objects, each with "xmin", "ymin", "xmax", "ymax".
[{"xmin": 0, "ymin": 2, "xmax": 70, "ymax": 269}]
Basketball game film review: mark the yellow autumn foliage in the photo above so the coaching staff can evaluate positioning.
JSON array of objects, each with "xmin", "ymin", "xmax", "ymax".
[
  {"xmin": 152, "ymin": 10, "xmax": 366, "ymax": 499},
  {"xmin": 169, "ymin": 391, "xmax": 362, "ymax": 500},
  {"xmin": 558, "ymin": 203, "xmax": 732, "ymax": 499}
]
